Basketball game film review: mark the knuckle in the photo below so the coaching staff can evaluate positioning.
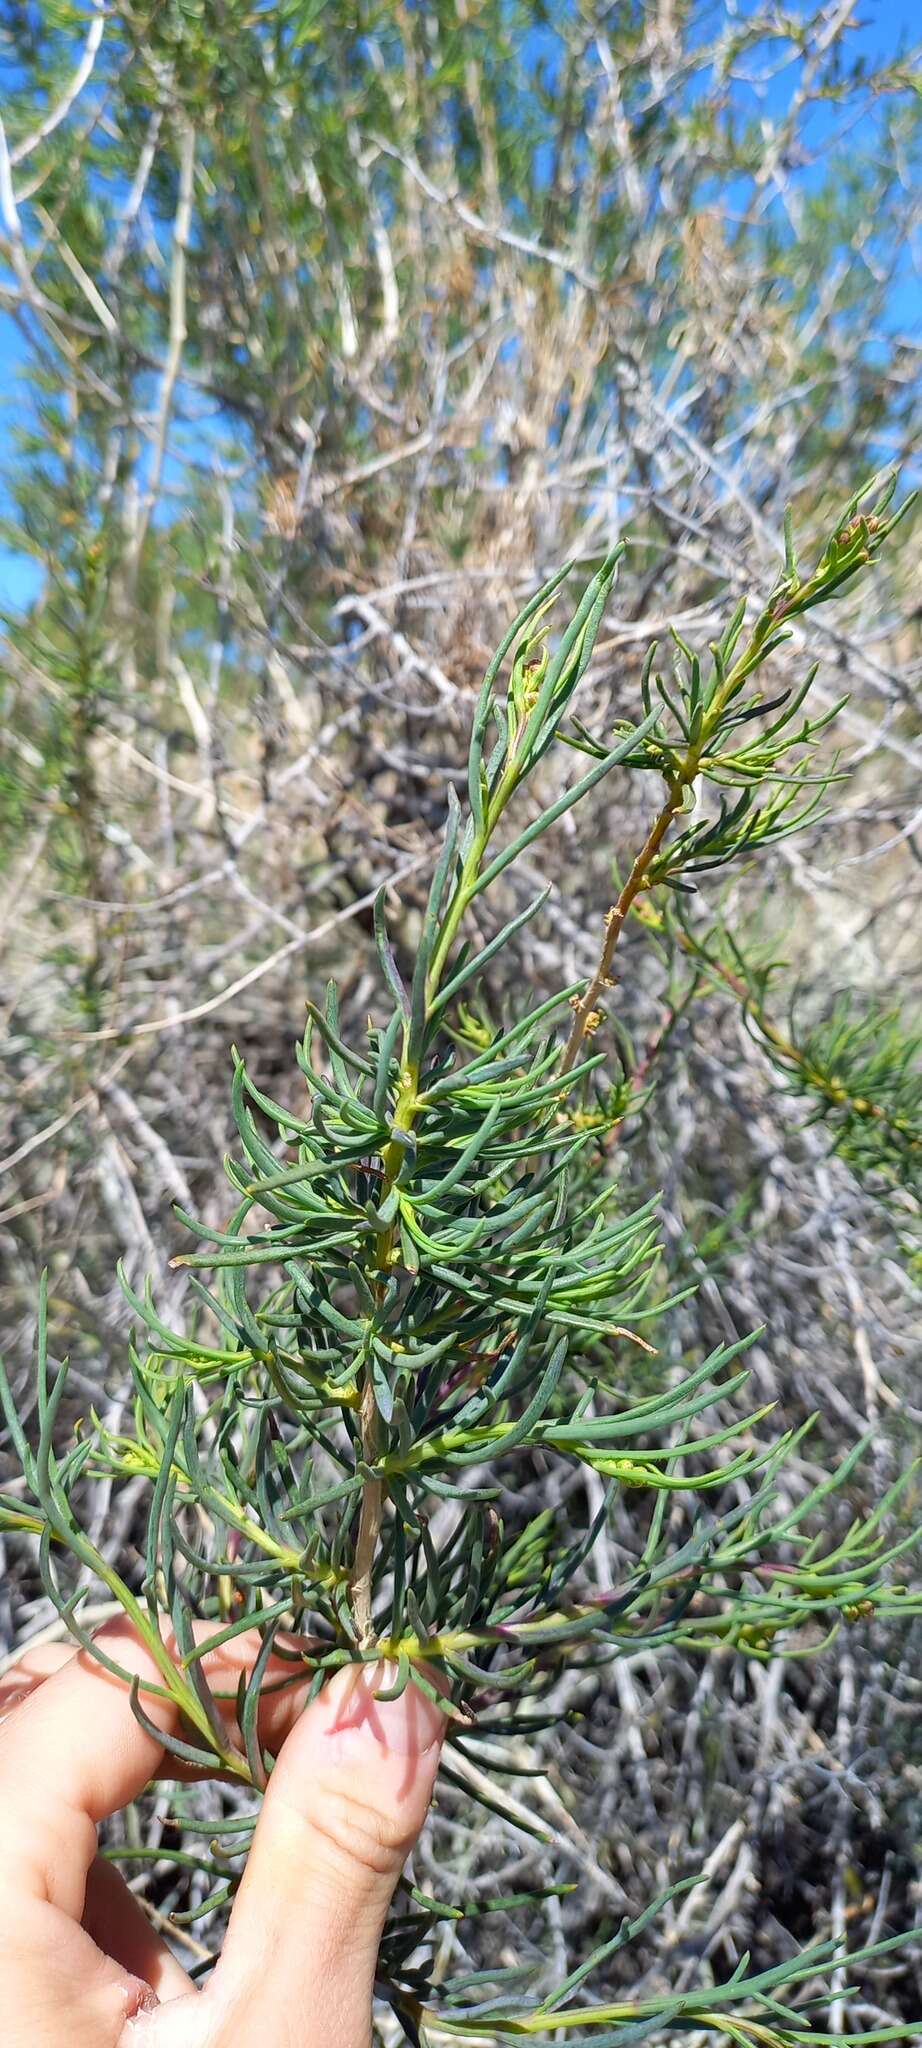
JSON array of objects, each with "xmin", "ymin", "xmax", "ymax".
[{"xmin": 305, "ymin": 1780, "xmax": 414, "ymax": 1880}]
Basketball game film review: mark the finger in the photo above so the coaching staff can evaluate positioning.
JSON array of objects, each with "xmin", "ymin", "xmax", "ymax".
[
  {"xmin": 209, "ymin": 1662, "xmax": 444, "ymax": 2048},
  {"xmin": 83, "ymin": 1857, "xmax": 193, "ymax": 2004},
  {"xmin": 0, "ymin": 1619, "xmax": 313, "ymax": 1919},
  {"xmin": 0, "ymin": 1643, "xmax": 193, "ymax": 2038},
  {"xmin": 0, "ymin": 1623, "xmax": 170, "ymax": 1921},
  {"xmin": 0, "ymin": 1623, "xmax": 314, "ymax": 1751},
  {"xmin": 0, "ymin": 1897, "xmax": 165, "ymax": 2048},
  {"xmin": 0, "ymin": 1640, "xmax": 73, "ymax": 1717}
]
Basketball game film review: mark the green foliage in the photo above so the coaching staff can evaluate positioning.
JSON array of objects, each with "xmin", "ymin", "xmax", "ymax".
[
  {"xmin": 672, "ymin": 917, "xmax": 922, "ymax": 1250},
  {"xmin": 2, "ymin": 486, "xmax": 921, "ymax": 2042},
  {"xmin": 769, "ymin": 995, "xmax": 922, "ymax": 1199},
  {"xmin": 569, "ymin": 473, "xmax": 911, "ymax": 887}
]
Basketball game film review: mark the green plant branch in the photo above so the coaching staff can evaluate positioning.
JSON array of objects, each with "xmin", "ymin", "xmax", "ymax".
[
  {"xmin": 562, "ymin": 474, "xmax": 913, "ymax": 1074},
  {"xmin": 1, "ymin": 482, "xmax": 918, "ymax": 2039}
]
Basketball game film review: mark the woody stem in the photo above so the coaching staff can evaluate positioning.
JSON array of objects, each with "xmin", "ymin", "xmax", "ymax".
[
  {"xmin": 561, "ymin": 785, "xmax": 684, "ymax": 1073},
  {"xmin": 351, "ymin": 1372, "xmax": 383, "ymax": 1650}
]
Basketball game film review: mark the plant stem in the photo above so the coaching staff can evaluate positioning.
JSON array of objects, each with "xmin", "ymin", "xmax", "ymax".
[
  {"xmin": 351, "ymin": 1372, "xmax": 383, "ymax": 1650},
  {"xmin": 427, "ymin": 833, "xmax": 488, "ymax": 1001},
  {"xmin": 349, "ymin": 739, "xmax": 519, "ymax": 1635},
  {"xmin": 426, "ymin": 746, "xmax": 524, "ymax": 1001},
  {"xmin": 351, "ymin": 1065, "xmax": 420, "ymax": 1647},
  {"xmin": 561, "ymin": 784, "xmax": 684, "ymax": 1071},
  {"xmin": 561, "ymin": 600, "xmax": 786, "ymax": 1075}
]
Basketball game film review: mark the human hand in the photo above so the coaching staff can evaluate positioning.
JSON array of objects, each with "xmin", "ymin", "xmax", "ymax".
[{"xmin": 0, "ymin": 1621, "xmax": 444, "ymax": 2047}]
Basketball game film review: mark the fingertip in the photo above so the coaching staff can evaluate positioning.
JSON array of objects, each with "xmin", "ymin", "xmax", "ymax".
[
  {"xmin": 208, "ymin": 1659, "xmax": 445, "ymax": 2039},
  {"xmin": 318, "ymin": 1662, "xmax": 447, "ymax": 1763}
]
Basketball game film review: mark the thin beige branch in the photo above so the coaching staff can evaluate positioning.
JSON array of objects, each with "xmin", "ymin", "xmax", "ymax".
[
  {"xmin": 9, "ymin": 1, "xmax": 105, "ymax": 167},
  {"xmin": 130, "ymin": 121, "xmax": 195, "ymax": 572},
  {"xmin": 72, "ymin": 857, "xmax": 428, "ymax": 1043}
]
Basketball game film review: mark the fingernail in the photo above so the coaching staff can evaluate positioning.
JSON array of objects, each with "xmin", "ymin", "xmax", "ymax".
[
  {"xmin": 0, "ymin": 1685, "xmax": 32, "ymax": 1724},
  {"xmin": 123, "ymin": 1980, "xmax": 160, "ymax": 2027},
  {"xmin": 321, "ymin": 1661, "xmax": 445, "ymax": 1760}
]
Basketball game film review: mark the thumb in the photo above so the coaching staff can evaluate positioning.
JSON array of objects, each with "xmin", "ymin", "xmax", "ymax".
[{"xmin": 207, "ymin": 1661, "xmax": 444, "ymax": 2048}]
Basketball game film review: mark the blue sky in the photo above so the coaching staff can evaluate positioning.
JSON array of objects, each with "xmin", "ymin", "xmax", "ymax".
[
  {"xmin": 0, "ymin": 322, "xmax": 37, "ymax": 608},
  {"xmin": 1, "ymin": 0, "xmax": 918, "ymax": 615}
]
